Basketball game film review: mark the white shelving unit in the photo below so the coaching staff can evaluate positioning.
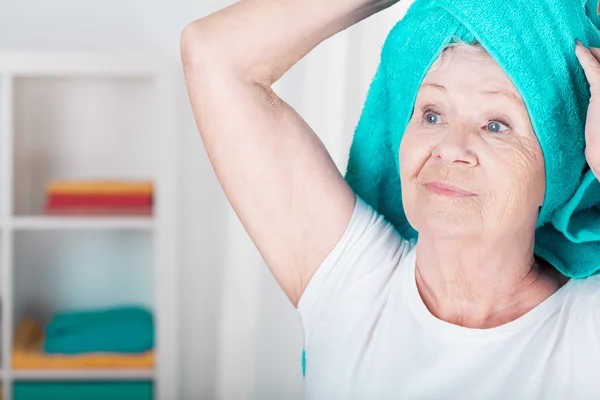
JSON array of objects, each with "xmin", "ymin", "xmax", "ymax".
[{"xmin": 0, "ymin": 52, "xmax": 179, "ymax": 400}]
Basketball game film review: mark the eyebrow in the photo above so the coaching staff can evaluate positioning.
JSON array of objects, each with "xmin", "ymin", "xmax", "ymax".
[{"xmin": 421, "ymin": 82, "xmax": 524, "ymax": 106}]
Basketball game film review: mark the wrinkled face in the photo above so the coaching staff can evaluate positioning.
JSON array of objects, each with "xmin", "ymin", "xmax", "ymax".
[{"xmin": 400, "ymin": 45, "xmax": 546, "ymax": 239}]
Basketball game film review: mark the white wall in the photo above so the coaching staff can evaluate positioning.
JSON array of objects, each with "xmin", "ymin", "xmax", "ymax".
[{"xmin": 0, "ymin": 0, "xmax": 411, "ymax": 398}]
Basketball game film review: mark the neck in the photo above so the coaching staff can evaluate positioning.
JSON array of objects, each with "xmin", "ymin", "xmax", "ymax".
[{"xmin": 414, "ymin": 231, "xmax": 567, "ymax": 329}]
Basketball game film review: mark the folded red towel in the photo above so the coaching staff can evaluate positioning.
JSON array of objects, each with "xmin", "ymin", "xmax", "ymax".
[{"xmin": 45, "ymin": 194, "xmax": 152, "ymax": 208}]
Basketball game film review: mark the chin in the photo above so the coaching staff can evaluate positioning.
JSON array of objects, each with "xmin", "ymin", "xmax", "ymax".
[
  {"xmin": 407, "ymin": 206, "xmax": 483, "ymax": 239},
  {"xmin": 404, "ymin": 185, "xmax": 485, "ymax": 237}
]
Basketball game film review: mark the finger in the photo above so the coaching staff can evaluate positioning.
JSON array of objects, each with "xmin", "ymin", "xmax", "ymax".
[
  {"xmin": 591, "ymin": 47, "xmax": 600, "ymax": 63},
  {"xmin": 576, "ymin": 42, "xmax": 600, "ymax": 95}
]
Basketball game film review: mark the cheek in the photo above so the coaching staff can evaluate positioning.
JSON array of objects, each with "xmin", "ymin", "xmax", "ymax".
[
  {"xmin": 399, "ymin": 131, "xmax": 432, "ymax": 180},
  {"xmin": 487, "ymin": 142, "xmax": 545, "ymax": 206}
]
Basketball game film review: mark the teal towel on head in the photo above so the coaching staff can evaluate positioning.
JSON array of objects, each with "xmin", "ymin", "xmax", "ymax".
[
  {"xmin": 44, "ymin": 306, "xmax": 154, "ymax": 354},
  {"xmin": 345, "ymin": 0, "xmax": 600, "ymax": 278}
]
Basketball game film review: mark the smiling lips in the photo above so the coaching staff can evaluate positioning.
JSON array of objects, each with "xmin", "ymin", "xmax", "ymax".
[{"xmin": 424, "ymin": 182, "xmax": 476, "ymax": 197}]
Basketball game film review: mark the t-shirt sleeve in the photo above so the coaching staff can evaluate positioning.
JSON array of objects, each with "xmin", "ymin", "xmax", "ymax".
[{"xmin": 296, "ymin": 193, "xmax": 414, "ymax": 341}]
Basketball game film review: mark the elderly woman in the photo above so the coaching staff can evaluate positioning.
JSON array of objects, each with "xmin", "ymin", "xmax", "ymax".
[{"xmin": 181, "ymin": 0, "xmax": 600, "ymax": 397}]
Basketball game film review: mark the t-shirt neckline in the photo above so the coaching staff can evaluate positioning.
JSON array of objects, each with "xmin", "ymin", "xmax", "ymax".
[{"xmin": 405, "ymin": 243, "xmax": 575, "ymax": 338}]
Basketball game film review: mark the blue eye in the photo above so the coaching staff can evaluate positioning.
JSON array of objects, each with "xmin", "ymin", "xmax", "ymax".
[
  {"xmin": 423, "ymin": 109, "xmax": 442, "ymax": 124},
  {"xmin": 487, "ymin": 120, "xmax": 510, "ymax": 134}
]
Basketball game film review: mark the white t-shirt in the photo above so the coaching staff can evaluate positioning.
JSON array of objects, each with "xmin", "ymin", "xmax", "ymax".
[{"xmin": 297, "ymin": 194, "xmax": 600, "ymax": 400}]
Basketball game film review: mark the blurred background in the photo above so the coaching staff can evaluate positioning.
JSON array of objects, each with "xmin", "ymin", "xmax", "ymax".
[{"xmin": 0, "ymin": 0, "xmax": 412, "ymax": 399}]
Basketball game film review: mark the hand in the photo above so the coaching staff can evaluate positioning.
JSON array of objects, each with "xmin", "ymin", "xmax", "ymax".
[{"xmin": 575, "ymin": 40, "xmax": 600, "ymax": 179}]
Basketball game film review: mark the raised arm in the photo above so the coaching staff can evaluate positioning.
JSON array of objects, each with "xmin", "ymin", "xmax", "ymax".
[{"xmin": 180, "ymin": 0, "xmax": 398, "ymax": 306}]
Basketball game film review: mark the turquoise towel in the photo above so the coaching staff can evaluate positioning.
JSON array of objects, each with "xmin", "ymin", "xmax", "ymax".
[
  {"xmin": 302, "ymin": 348, "xmax": 306, "ymax": 377},
  {"xmin": 12, "ymin": 381, "xmax": 154, "ymax": 400},
  {"xmin": 44, "ymin": 306, "xmax": 154, "ymax": 354},
  {"xmin": 14, "ymin": 382, "xmax": 152, "ymax": 400},
  {"xmin": 345, "ymin": 0, "xmax": 600, "ymax": 278}
]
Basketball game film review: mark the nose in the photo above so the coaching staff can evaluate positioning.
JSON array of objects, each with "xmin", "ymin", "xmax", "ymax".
[{"xmin": 431, "ymin": 126, "xmax": 478, "ymax": 166}]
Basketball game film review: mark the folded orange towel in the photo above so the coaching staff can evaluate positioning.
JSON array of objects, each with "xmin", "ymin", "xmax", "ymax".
[
  {"xmin": 46, "ymin": 181, "xmax": 154, "ymax": 196},
  {"xmin": 12, "ymin": 319, "xmax": 154, "ymax": 369}
]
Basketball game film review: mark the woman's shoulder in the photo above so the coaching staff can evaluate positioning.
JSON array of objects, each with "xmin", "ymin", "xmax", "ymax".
[
  {"xmin": 558, "ymin": 273, "xmax": 600, "ymax": 314},
  {"xmin": 566, "ymin": 273, "xmax": 600, "ymax": 294},
  {"xmin": 553, "ymin": 274, "xmax": 600, "ymax": 344}
]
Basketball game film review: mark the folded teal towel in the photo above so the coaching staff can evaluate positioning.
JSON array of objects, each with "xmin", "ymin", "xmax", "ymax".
[
  {"xmin": 44, "ymin": 306, "xmax": 154, "ymax": 354},
  {"xmin": 345, "ymin": 0, "xmax": 600, "ymax": 278},
  {"xmin": 14, "ymin": 382, "xmax": 152, "ymax": 400}
]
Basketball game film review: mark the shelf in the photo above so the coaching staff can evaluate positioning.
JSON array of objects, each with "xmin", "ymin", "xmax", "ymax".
[
  {"xmin": 0, "ymin": 52, "xmax": 180, "ymax": 400},
  {"xmin": 11, "ymin": 368, "xmax": 154, "ymax": 381},
  {"xmin": 11, "ymin": 217, "xmax": 154, "ymax": 231},
  {"xmin": 13, "ymin": 230, "xmax": 154, "ymax": 324},
  {"xmin": 13, "ymin": 76, "xmax": 156, "ymax": 216}
]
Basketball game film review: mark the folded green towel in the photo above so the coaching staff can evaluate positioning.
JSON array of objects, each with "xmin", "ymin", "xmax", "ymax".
[
  {"xmin": 14, "ymin": 382, "xmax": 152, "ymax": 400},
  {"xmin": 44, "ymin": 306, "xmax": 154, "ymax": 354},
  {"xmin": 345, "ymin": 0, "xmax": 600, "ymax": 278}
]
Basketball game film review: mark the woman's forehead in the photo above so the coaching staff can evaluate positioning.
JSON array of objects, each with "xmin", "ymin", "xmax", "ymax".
[{"xmin": 423, "ymin": 48, "xmax": 524, "ymax": 103}]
